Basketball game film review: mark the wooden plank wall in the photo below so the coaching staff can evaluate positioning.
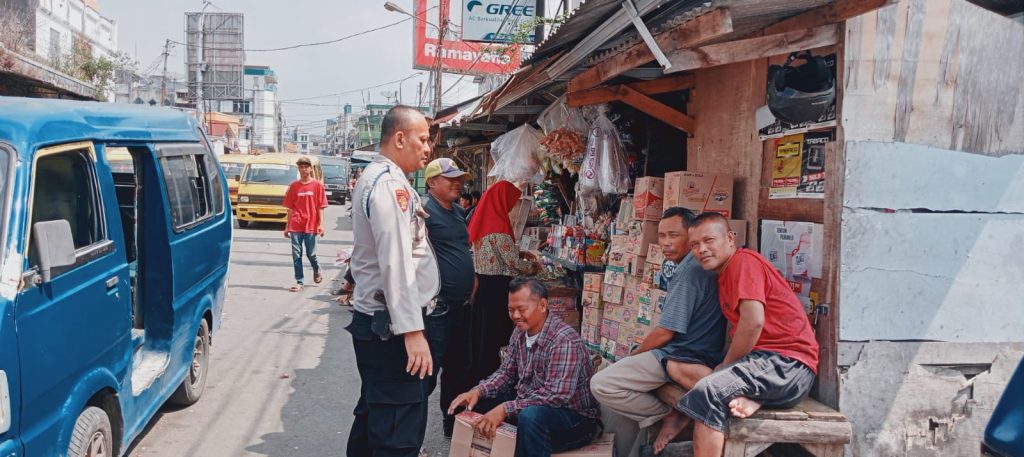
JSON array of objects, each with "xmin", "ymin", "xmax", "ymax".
[
  {"xmin": 686, "ymin": 60, "xmax": 766, "ymax": 245},
  {"xmin": 843, "ymin": 0, "xmax": 1024, "ymax": 155}
]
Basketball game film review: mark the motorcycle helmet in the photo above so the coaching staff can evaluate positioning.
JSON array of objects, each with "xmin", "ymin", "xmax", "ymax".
[{"xmin": 767, "ymin": 51, "xmax": 835, "ymax": 125}]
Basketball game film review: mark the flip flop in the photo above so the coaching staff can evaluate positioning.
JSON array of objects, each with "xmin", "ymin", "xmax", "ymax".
[
  {"xmin": 314, "ymin": 272, "xmax": 323, "ymax": 284},
  {"xmin": 289, "ymin": 284, "xmax": 303, "ymax": 292}
]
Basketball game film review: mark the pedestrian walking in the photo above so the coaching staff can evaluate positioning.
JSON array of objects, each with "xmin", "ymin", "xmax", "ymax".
[
  {"xmin": 466, "ymin": 181, "xmax": 542, "ymax": 386},
  {"xmin": 283, "ymin": 156, "xmax": 327, "ymax": 292},
  {"xmin": 346, "ymin": 105, "xmax": 439, "ymax": 457},
  {"xmin": 421, "ymin": 158, "xmax": 477, "ymax": 437}
]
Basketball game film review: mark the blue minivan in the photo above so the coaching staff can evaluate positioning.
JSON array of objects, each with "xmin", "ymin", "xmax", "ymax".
[{"xmin": 0, "ymin": 98, "xmax": 231, "ymax": 456}]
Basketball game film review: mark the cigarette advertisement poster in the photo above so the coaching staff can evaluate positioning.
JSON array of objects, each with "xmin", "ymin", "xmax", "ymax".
[{"xmin": 768, "ymin": 130, "xmax": 833, "ymax": 199}]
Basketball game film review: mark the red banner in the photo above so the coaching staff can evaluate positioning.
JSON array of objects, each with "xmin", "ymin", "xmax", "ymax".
[{"xmin": 413, "ymin": 0, "xmax": 521, "ymax": 76}]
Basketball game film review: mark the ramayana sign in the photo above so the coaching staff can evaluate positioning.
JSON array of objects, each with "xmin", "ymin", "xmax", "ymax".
[
  {"xmin": 462, "ymin": 0, "xmax": 538, "ymax": 43},
  {"xmin": 413, "ymin": 0, "xmax": 521, "ymax": 75}
]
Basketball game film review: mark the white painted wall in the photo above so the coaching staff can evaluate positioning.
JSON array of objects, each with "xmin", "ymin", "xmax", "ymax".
[{"xmin": 34, "ymin": 0, "xmax": 118, "ymax": 61}]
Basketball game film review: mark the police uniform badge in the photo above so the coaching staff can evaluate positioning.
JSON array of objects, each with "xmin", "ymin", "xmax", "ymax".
[{"xmin": 395, "ymin": 188, "xmax": 410, "ymax": 212}]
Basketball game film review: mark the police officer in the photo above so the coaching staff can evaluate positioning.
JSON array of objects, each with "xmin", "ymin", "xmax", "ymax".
[{"xmin": 346, "ymin": 105, "xmax": 439, "ymax": 457}]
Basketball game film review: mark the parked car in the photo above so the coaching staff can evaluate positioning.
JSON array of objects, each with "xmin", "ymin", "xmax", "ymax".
[
  {"xmin": 319, "ymin": 155, "xmax": 350, "ymax": 205},
  {"xmin": 234, "ymin": 153, "xmax": 323, "ymax": 228},
  {"xmin": 218, "ymin": 153, "xmax": 255, "ymax": 214},
  {"xmin": 0, "ymin": 97, "xmax": 231, "ymax": 456}
]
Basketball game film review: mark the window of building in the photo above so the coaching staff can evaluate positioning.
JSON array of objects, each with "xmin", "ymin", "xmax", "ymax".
[
  {"xmin": 30, "ymin": 148, "xmax": 106, "ymax": 259},
  {"xmin": 233, "ymin": 100, "xmax": 251, "ymax": 114},
  {"xmin": 49, "ymin": 28, "xmax": 61, "ymax": 59}
]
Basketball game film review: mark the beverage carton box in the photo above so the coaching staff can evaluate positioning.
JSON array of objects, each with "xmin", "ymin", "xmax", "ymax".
[
  {"xmin": 626, "ymin": 221, "xmax": 659, "ymax": 255},
  {"xmin": 601, "ymin": 283, "xmax": 624, "ymax": 304},
  {"xmin": 583, "ymin": 273, "xmax": 603, "ymax": 292},
  {"xmin": 581, "ymin": 291, "xmax": 603, "ymax": 310},
  {"xmin": 646, "ymin": 244, "xmax": 665, "ymax": 266},
  {"xmin": 664, "ymin": 171, "xmax": 735, "ymax": 217},
  {"xmin": 729, "ymin": 219, "xmax": 748, "ymax": 247},
  {"xmin": 583, "ymin": 306, "xmax": 603, "ymax": 327},
  {"xmin": 604, "ymin": 268, "xmax": 627, "ymax": 287},
  {"xmin": 633, "ymin": 177, "xmax": 665, "ymax": 221}
]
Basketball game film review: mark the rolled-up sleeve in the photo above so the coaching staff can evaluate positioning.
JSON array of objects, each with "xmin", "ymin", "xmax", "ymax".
[{"xmin": 368, "ymin": 177, "xmax": 423, "ymax": 334}]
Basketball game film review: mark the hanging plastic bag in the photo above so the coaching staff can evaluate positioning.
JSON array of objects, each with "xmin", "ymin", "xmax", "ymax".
[
  {"xmin": 581, "ymin": 107, "xmax": 631, "ymax": 194},
  {"xmin": 489, "ymin": 124, "xmax": 544, "ymax": 183}
]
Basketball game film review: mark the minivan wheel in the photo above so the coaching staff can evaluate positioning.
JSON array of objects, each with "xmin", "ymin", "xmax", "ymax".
[
  {"xmin": 238, "ymin": 219, "xmax": 251, "ymax": 228},
  {"xmin": 67, "ymin": 406, "xmax": 113, "ymax": 457},
  {"xmin": 169, "ymin": 318, "xmax": 210, "ymax": 406}
]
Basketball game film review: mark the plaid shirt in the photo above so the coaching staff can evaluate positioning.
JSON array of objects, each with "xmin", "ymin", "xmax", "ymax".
[{"xmin": 476, "ymin": 314, "xmax": 600, "ymax": 419}]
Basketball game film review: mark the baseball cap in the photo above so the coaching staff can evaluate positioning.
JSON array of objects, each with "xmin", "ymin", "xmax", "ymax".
[
  {"xmin": 424, "ymin": 158, "xmax": 471, "ymax": 180},
  {"xmin": 296, "ymin": 156, "xmax": 312, "ymax": 166}
]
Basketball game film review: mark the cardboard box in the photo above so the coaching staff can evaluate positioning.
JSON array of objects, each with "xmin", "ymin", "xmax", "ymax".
[
  {"xmin": 548, "ymin": 295, "xmax": 578, "ymax": 312},
  {"xmin": 646, "ymin": 244, "xmax": 665, "ymax": 266},
  {"xmin": 609, "ymin": 234, "xmax": 630, "ymax": 251},
  {"xmin": 581, "ymin": 291, "xmax": 603, "ymax": 310},
  {"xmin": 600, "ymin": 337, "xmax": 618, "ymax": 361},
  {"xmin": 603, "ymin": 303, "xmax": 634, "ymax": 325},
  {"xmin": 626, "ymin": 254, "xmax": 647, "ymax": 277},
  {"xmin": 626, "ymin": 221, "xmax": 659, "ymax": 255},
  {"xmin": 615, "ymin": 197, "xmax": 634, "ymax": 227},
  {"xmin": 583, "ymin": 306, "xmax": 603, "ymax": 327},
  {"xmin": 451, "ymin": 413, "xmax": 615, "ymax": 457},
  {"xmin": 642, "ymin": 263, "xmax": 661, "ymax": 287},
  {"xmin": 664, "ymin": 171, "xmax": 735, "ymax": 217},
  {"xmin": 604, "ymin": 268, "xmax": 627, "ymax": 287},
  {"xmin": 581, "ymin": 323, "xmax": 601, "ymax": 348},
  {"xmin": 649, "ymin": 288, "xmax": 667, "ymax": 314},
  {"xmin": 583, "ymin": 273, "xmax": 603, "ymax": 292},
  {"xmin": 601, "ymin": 283, "xmax": 624, "ymax": 304},
  {"xmin": 600, "ymin": 318, "xmax": 620, "ymax": 340},
  {"xmin": 606, "ymin": 250, "xmax": 628, "ymax": 268},
  {"xmin": 633, "ymin": 177, "xmax": 665, "ymax": 221},
  {"xmin": 450, "ymin": 411, "xmax": 517, "ymax": 457},
  {"xmin": 729, "ymin": 219, "xmax": 748, "ymax": 247}
]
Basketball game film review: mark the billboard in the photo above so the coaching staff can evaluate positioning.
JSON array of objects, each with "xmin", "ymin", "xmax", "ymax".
[
  {"xmin": 462, "ymin": 0, "xmax": 537, "ymax": 43},
  {"xmin": 413, "ymin": 0, "xmax": 521, "ymax": 76}
]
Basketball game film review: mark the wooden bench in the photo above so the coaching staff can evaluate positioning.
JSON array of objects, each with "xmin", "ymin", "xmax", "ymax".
[{"xmin": 646, "ymin": 384, "xmax": 852, "ymax": 457}]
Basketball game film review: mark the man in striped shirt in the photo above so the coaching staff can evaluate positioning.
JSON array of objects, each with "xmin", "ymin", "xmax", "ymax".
[{"xmin": 448, "ymin": 278, "xmax": 602, "ymax": 457}]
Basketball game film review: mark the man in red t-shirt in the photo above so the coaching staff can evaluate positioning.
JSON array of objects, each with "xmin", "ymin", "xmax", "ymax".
[
  {"xmin": 283, "ymin": 156, "xmax": 328, "ymax": 292},
  {"xmin": 676, "ymin": 212, "xmax": 819, "ymax": 457}
]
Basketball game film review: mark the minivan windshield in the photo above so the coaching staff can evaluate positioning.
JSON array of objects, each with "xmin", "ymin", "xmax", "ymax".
[
  {"xmin": 221, "ymin": 162, "xmax": 245, "ymax": 179},
  {"xmin": 242, "ymin": 163, "xmax": 297, "ymax": 185},
  {"xmin": 323, "ymin": 164, "xmax": 347, "ymax": 179}
]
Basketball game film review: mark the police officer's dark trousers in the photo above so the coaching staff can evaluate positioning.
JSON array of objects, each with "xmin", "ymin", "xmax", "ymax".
[{"xmin": 346, "ymin": 311, "xmax": 428, "ymax": 457}]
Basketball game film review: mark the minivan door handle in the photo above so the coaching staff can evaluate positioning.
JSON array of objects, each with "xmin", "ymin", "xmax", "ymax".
[{"xmin": 105, "ymin": 276, "xmax": 119, "ymax": 290}]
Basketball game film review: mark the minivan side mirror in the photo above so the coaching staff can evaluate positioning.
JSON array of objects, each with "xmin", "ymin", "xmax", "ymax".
[
  {"xmin": 233, "ymin": 174, "xmax": 241, "ymax": 182},
  {"xmin": 32, "ymin": 220, "xmax": 76, "ymax": 283}
]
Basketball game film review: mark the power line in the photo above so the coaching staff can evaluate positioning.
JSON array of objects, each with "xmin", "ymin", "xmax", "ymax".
[
  {"xmin": 277, "ymin": 72, "xmax": 424, "ymax": 102},
  {"xmin": 171, "ymin": 17, "xmax": 410, "ymax": 52}
]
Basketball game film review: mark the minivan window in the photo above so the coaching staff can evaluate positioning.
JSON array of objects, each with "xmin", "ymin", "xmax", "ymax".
[
  {"xmin": 31, "ymin": 149, "xmax": 105, "ymax": 251},
  {"xmin": 243, "ymin": 163, "xmax": 297, "ymax": 186},
  {"xmin": 161, "ymin": 154, "xmax": 212, "ymax": 230},
  {"xmin": 0, "ymin": 146, "xmax": 10, "ymax": 260},
  {"xmin": 202, "ymin": 152, "xmax": 226, "ymax": 216}
]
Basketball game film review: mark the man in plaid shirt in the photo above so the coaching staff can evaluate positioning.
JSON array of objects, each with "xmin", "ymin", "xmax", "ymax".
[{"xmin": 449, "ymin": 278, "xmax": 602, "ymax": 456}]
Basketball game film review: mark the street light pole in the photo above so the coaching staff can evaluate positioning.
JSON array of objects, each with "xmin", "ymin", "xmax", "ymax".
[{"xmin": 384, "ymin": 2, "xmax": 445, "ymax": 114}]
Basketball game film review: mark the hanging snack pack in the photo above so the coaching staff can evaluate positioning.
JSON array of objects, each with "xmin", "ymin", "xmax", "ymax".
[
  {"xmin": 489, "ymin": 124, "xmax": 545, "ymax": 183},
  {"xmin": 581, "ymin": 108, "xmax": 631, "ymax": 194}
]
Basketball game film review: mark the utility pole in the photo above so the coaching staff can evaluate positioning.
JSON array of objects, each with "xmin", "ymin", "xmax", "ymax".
[
  {"xmin": 250, "ymin": 76, "xmax": 258, "ymax": 154},
  {"xmin": 417, "ymin": 81, "xmax": 424, "ymax": 108},
  {"xmin": 160, "ymin": 39, "xmax": 171, "ymax": 106},
  {"xmin": 431, "ymin": 0, "xmax": 450, "ymax": 115}
]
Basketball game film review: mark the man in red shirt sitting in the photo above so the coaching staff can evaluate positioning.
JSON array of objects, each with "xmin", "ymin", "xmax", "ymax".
[
  {"xmin": 675, "ymin": 212, "xmax": 819, "ymax": 457},
  {"xmin": 283, "ymin": 156, "xmax": 328, "ymax": 292}
]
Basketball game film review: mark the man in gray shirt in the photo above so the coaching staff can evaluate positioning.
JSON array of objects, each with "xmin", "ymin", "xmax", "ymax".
[{"xmin": 590, "ymin": 207, "xmax": 726, "ymax": 456}]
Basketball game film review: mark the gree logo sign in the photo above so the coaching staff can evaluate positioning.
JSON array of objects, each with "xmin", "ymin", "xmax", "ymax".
[{"xmin": 467, "ymin": 1, "xmax": 536, "ymax": 16}]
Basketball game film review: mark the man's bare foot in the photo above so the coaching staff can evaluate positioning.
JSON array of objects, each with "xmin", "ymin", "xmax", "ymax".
[
  {"xmin": 728, "ymin": 397, "xmax": 762, "ymax": 418},
  {"xmin": 653, "ymin": 410, "xmax": 691, "ymax": 454}
]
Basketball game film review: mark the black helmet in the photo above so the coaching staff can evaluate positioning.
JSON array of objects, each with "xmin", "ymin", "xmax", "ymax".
[{"xmin": 767, "ymin": 51, "xmax": 835, "ymax": 125}]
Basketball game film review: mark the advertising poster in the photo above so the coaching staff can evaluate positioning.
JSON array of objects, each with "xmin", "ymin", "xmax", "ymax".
[
  {"xmin": 462, "ymin": 0, "xmax": 538, "ymax": 43},
  {"xmin": 797, "ymin": 130, "xmax": 833, "ymax": 198},
  {"xmin": 769, "ymin": 130, "xmax": 834, "ymax": 199},
  {"xmin": 769, "ymin": 134, "xmax": 803, "ymax": 199},
  {"xmin": 759, "ymin": 220, "xmax": 824, "ymax": 304},
  {"xmin": 413, "ymin": 0, "xmax": 522, "ymax": 76}
]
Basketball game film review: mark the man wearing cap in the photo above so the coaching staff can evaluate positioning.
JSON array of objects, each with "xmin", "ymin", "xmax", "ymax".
[
  {"xmin": 422, "ymin": 158, "xmax": 478, "ymax": 436},
  {"xmin": 283, "ymin": 156, "xmax": 328, "ymax": 292},
  {"xmin": 347, "ymin": 105, "xmax": 440, "ymax": 457}
]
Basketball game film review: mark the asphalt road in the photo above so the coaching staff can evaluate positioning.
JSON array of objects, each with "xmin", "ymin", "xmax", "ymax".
[{"xmin": 128, "ymin": 204, "xmax": 452, "ymax": 456}]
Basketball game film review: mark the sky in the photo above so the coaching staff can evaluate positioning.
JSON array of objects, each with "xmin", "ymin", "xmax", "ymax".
[{"xmin": 101, "ymin": 0, "xmax": 482, "ymax": 134}]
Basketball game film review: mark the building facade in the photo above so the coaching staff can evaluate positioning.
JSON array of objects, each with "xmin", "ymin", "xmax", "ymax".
[
  {"xmin": 32, "ymin": 0, "xmax": 118, "ymax": 62},
  {"xmin": 239, "ymin": 65, "xmax": 280, "ymax": 152}
]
